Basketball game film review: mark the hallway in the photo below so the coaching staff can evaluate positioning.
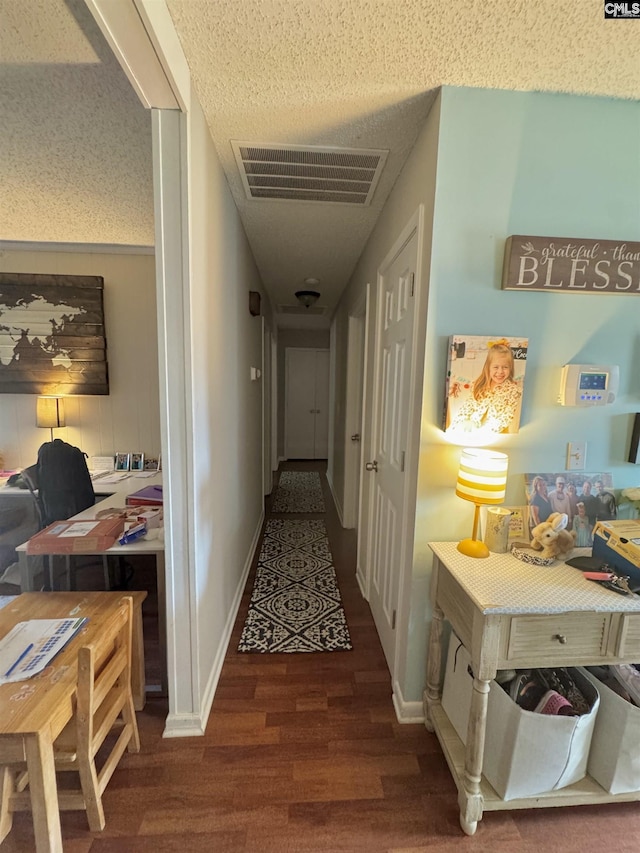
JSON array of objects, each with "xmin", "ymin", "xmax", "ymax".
[{"xmin": 3, "ymin": 462, "xmax": 640, "ymax": 850}]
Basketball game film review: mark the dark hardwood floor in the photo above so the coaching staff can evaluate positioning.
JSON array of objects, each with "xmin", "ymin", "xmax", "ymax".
[{"xmin": 3, "ymin": 461, "xmax": 640, "ymax": 851}]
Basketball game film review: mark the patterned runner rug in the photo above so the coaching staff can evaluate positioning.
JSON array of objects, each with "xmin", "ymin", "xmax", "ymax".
[
  {"xmin": 271, "ymin": 470, "xmax": 325, "ymax": 513},
  {"xmin": 238, "ymin": 519, "xmax": 352, "ymax": 653}
]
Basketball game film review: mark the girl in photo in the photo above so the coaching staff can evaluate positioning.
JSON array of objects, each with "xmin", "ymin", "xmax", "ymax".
[
  {"xmin": 573, "ymin": 501, "xmax": 593, "ymax": 547},
  {"xmin": 449, "ymin": 342, "xmax": 522, "ymax": 434}
]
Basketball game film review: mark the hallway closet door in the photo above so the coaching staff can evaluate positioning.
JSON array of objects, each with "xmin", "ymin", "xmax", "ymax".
[{"xmin": 285, "ymin": 348, "xmax": 329, "ymax": 459}]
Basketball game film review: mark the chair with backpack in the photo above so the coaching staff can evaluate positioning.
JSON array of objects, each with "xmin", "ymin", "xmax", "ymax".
[{"xmin": 30, "ymin": 440, "xmax": 112, "ymax": 590}]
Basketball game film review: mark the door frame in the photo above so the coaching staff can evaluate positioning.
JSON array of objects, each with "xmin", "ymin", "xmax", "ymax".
[
  {"xmin": 342, "ymin": 290, "xmax": 367, "ymax": 529},
  {"xmin": 360, "ymin": 206, "xmax": 426, "ymax": 683}
]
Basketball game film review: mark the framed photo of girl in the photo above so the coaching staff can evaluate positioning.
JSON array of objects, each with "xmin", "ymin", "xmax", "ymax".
[{"xmin": 444, "ymin": 334, "xmax": 529, "ymax": 436}]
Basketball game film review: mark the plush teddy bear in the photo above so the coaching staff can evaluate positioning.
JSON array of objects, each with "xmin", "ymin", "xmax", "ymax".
[{"xmin": 530, "ymin": 512, "xmax": 577, "ymax": 560}]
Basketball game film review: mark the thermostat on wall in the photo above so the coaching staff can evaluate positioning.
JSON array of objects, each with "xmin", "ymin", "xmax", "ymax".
[{"xmin": 558, "ymin": 364, "xmax": 619, "ymax": 407}]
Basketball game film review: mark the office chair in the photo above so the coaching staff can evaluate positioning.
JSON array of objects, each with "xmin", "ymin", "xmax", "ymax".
[{"xmin": 23, "ymin": 444, "xmax": 112, "ymax": 591}]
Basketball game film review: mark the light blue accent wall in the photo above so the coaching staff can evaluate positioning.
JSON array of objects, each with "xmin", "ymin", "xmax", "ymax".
[{"xmin": 405, "ymin": 86, "xmax": 640, "ymax": 702}]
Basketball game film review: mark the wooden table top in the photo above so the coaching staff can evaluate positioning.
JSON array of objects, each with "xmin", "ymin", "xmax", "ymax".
[{"xmin": 0, "ymin": 592, "xmax": 143, "ymax": 737}]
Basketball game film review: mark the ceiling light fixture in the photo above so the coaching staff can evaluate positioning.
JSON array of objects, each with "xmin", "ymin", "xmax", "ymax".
[{"xmin": 295, "ymin": 279, "xmax": 321, "ymax": 308}]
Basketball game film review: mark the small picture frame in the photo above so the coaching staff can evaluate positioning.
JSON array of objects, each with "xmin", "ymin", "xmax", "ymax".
[
  {"xmin": 114, "ymin": 452, "xmax": 130, "ymax": 472},
  {"xmin": 130, "ymin": 452, "xmax": 145, "ymax": 472}
]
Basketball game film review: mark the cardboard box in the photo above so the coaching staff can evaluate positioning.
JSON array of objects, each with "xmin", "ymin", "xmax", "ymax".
[
  {"xmin": 125, "ymin": 485, "xmax": 163, "ymax": 507},
  {"xmin": 581, "ymin": 667, "xmax": 640, "ymax": 794},
  {"xmin": 592, "ymin": 520, "xmax": 640, "ymax": 586},
  {"xmin": 441, "ymin": 634, "xmax": 599, "ymax": 800},
  {"xmin": 26, "ymin": 517, "xmax": 125, "ymax": 555}
]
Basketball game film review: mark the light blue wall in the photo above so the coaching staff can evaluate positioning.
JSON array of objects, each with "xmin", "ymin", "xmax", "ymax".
[{"xmin": 406, "ymin": 86, "xmax": 640, "ymax": 701}]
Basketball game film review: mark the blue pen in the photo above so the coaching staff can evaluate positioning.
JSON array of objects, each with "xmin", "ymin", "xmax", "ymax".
[{"xmin": 4, "ymin": 643, "xmax": 34, "ymax": 678}]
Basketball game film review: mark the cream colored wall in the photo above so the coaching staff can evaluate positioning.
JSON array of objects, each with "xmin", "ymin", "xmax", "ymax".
[
  {"xmin": 185, "ymin": 89, "xmax": 273, "ymax": 720},
  {"xmin": 0, "ymin": 248, "xmax": 159, "ymax": 469}
]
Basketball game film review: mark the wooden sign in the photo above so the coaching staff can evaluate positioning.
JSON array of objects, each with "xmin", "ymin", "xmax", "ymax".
[
  {"xmin": 502, "ymin": 235, "xmax": 640, "ymax": 294},
  {"xmin": 0, "ymin": 273, "xmax": 109, "ymax": 394}
]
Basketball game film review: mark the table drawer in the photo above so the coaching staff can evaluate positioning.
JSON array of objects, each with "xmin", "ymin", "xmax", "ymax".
[{"xmin": 505, "ymin": 612, "xmax": 612, "ymax": 663}]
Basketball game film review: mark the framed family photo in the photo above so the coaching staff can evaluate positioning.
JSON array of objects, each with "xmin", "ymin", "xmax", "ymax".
[
  {"xmin": 114, "ymin": 452, "xmax": 130, "ymax": 472},
  {"xmin": 130, "ymin": 452, "xmax": 145, "ymax": 472},
  {"xmin": 444, "ymin": 334, "xmax": 529, "ymax": 437}
]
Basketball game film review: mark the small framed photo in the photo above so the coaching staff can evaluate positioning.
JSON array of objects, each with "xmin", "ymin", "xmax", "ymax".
[
  {"xmin": 130, "ymin": 452, "xmax": 145, "ymax": 472},
  {"xmin": 114, "ymin": 452, "xmax": 130, "ymax": 472}
]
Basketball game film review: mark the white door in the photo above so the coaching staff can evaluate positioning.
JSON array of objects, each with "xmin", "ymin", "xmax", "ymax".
[
  {"xmin": 285, "ymin": 348, "xmax": 330, "ymax": 459},
  {"xmin": 366, "ymin": 231, "xmax": 418, "ymax": 672}
]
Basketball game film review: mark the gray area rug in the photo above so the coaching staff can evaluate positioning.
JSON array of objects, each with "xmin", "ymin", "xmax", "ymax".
[
  {"xmin": 271, "ymin": 471, "xmax": 325, "ymax": 513},
  {"xmin": 238, "ymin": 519, "xmax": 352, "ymax": 653}
]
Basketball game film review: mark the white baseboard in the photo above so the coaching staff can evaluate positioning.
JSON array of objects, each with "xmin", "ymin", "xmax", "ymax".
[
  {"xmin": 326, "ymin": 469, "xmax": 344, "ymax": 526},
  {"xmin": 356, "ymin": 566, "xmax": 367, "ymax": 599},
  {"xmin": 198, "ymin": 508, "xmax": 264, "ymax": 726},
  {"xmin": 162, "ymin": 713, "xmax": 206, "ymax": 738},
  {"xmin": 162, "ymin": 508, "xmax": 265, "ymax": 739},
  {"xmin": 392, "ymin": 679, "xmax": 425, "ymax": 724}
]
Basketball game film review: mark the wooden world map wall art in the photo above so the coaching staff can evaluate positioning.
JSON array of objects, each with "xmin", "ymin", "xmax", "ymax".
[
  {"xmin": 0, "ymin": 272, "xmax": 109, "ymax": 395},
  {"xmin": 502, "ymin": 236, "xmax": 640, "ymax": 294}
]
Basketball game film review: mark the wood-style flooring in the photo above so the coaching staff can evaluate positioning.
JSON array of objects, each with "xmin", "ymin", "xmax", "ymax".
[{"xmin": 3, "ymin": 461, "xmax": 640, "ymax": 851}]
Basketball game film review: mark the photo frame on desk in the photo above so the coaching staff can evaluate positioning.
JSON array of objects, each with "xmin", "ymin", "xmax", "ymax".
[
  {"xmin": 114, "ymin": 452, "xmax": 130, "ymax": 472},
  {"xmin": 130, "ymin": 452, "xmax": 144, "ymax": 472}
]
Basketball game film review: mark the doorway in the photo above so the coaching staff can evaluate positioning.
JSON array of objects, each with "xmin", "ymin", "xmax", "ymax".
[
  {"xmin": 360, "ymin": 208, "xmax": 424, "ymax": 677},
  {"xmin": 284, "ymin": 348, "xmax": 330, "ymax": 459},
  {"xmin": 342, "ymin": 292, "xmax": 367, "ymax": 530}
]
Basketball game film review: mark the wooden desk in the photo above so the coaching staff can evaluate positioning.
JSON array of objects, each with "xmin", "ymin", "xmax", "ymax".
[
  {"xmin": 424, "ymin": 542, "xmax": 640, "ymax": 836},
  {"xmin": 0, "ymin": 592, "xmax": 140, "ymax": 853}
]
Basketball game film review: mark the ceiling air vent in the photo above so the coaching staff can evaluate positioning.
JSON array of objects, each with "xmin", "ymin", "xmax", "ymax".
[{"xmin": 231, "ymin": 142, "xmax": 388, "ymax": 206}]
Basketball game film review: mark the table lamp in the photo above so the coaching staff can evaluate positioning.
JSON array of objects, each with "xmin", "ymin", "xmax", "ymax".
[
  {"xmin": 456, "ymin": 447, "xmax": 509, "ymax": 558},
  {"xmin": 36, "ymin": 396, "xmax": 65, "ymax": 441}
]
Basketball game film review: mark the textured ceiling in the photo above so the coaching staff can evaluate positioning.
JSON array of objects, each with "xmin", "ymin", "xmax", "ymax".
[{"xmin": 2, "ymin": 0, "xmax": 639, "ymax": 325}]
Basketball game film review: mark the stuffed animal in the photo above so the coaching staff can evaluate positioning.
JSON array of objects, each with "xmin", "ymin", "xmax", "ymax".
[{"xmin": 530, "ymin": 512, "xmax": 577, "ymax": 560}]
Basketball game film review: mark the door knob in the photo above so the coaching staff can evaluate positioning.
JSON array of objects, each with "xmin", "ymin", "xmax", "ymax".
[
  {"xmin": 365, "ymin": 460, "xmax": 378, "ymax": 472},
  {"xmin": 351, "ymin": 434, "xmax": 360, "ymax": 442}
]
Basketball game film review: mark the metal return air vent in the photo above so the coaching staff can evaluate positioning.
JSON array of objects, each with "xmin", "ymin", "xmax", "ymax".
[{"xmin": 231, "ymin": 142, "xmax": 388, "ymax": 205}]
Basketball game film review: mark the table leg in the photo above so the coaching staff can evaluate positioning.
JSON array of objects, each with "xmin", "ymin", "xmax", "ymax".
[
  {"xmin": 459, "ymin": 675, "xmax": 490, "ymax": 836},
  {"xmin": 424, "ymin": 604, "xmax": 444, "ymax": 732},
  {"xmin": 25, "ymin": 732, "xmax": 63, "ymax": 853},
  {"xmin": 131, "ymin": 599, "xmax": 146, "ymax": 711},
  {"xmin": 0, "ymin": 766, "xmax": 15, "ymax": 843},
  {"xmin": 156, "ymin": 550, "xmax": 168, "ymax": 698},
  {"xmin": 18, "ymin": 552, "xmax": 36, "ymax": 592}
]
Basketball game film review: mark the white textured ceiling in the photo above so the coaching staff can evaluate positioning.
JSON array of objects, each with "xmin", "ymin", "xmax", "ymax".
[{"xmin": 2, "ymin": 0, "xmax": 639, "ymax": 326}]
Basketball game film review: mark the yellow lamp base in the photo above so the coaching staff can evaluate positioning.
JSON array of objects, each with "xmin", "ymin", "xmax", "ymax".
[{"xmin": 457, "ymin": 538, "xmax": 490, "ymax": 559}]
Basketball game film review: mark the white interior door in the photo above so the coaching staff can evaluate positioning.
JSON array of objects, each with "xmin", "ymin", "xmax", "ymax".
[
  {"xmin": 366, "ymin": 231, "xmax": 418, "ymax": 672},
  {"xmin": 285, "ymin": 348, "xmax": 329, "ymax": 459}
]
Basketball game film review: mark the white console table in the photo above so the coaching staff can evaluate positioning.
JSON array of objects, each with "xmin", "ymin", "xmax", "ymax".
[{"xmin": 424, "ymin": 542, "xmax": 640, "ymax": 835}]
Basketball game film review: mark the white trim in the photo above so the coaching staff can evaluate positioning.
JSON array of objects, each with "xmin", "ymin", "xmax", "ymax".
[
  {"xmin": 326, "ymin": 468, "xmax": 343, "ymax": 526},
  {"xmin": 342, "ymin": 290, "xmax": 367, "ymax": 529},
  {"xmin": 0, "ymin": 240, "xmax": 154, "ymax": 255},
  {"xmin": 271, "ymin": 336, "xmax": 279, "ymax": 477},
  {"xmin": 355, "ymin": 282, "xmax": 372, "ymax": 597},
  {"xmin": 153, "ymin": 109, "xmax": 200, "ymax": 734},
  {"xmin": 392, "ymin": 679, "xmax": 425, "ymax": 725},
  {"xmin": 195, "ymin": 509, "xmax": 264, "ymax": 733},
  {"xmin": 161, "ymin": 714, "xmax": 206, "ymax": 738},
  {"xmin": 85, "ymin": 0, "xmax": 179, "ymax": 110},
  {"xmin": 327, "ymin": 320, "xmax": 336, "ymax": 482}
]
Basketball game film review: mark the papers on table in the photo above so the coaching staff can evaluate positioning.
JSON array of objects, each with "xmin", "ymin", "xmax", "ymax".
[
  {"xmin": 0, "ymin": 618, "xmax": 87, "ymax": 684},
  {"xmin": 131, "ymin": 472, "xmax": 156, "ymax": 478},
  {"xmin": 91, "ymin": 472, "xmax": 130, "ymax": 485}
]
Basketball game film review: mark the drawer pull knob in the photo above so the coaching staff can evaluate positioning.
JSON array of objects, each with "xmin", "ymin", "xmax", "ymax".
[{"xmin": 553, "ymin": 633, "xmax": 567, "ymax": 644}]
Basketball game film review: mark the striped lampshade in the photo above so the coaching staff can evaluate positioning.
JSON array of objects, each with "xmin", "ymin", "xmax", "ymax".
[{"xmin": 456, "ymin": 448, "xmax": 508, "ymax": 506}]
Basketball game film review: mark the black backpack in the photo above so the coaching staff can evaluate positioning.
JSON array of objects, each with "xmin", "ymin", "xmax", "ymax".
[{"xmin": 36, "ymin": 439, "xmax": 95, "ymax": 526}]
